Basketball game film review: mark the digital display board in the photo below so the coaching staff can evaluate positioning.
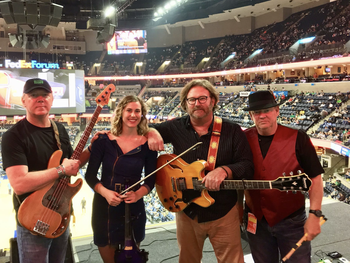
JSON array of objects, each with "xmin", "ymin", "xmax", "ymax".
[
  {"xmin": 107, "ymin": 30, "xmax": 147, "ymax": 55},
  {"xmin": 0, "ymin": 68, "xmax": 85, "ymax": 115},
  {"xmin": 331, "ymin": 142, "xmax": 350, "ymax": 157}
]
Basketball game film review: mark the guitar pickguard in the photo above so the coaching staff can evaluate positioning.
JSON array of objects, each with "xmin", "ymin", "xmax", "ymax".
[{"xmin": 42, "ymin": 179, "xmax": 81, "ymax": 213}]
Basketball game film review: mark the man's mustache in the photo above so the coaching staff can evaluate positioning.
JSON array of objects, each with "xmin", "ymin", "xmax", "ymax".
[{"xmin": 193, "ymin": 106, "xmax": 204, "ymax": 110}]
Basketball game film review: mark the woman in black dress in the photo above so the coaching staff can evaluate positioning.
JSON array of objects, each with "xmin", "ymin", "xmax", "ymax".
[{"xmin": 85, "ymin": 95, "xmax": 157, "ymax": 263}]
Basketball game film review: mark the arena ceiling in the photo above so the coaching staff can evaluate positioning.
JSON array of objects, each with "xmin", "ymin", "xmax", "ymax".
[
  {"xmin": 0, "ymin": 0, "xmax": 329, "ymax": 30},
  {"xmin": 50, "ymin": 0, "xmax": 326, "ymax": 29}
]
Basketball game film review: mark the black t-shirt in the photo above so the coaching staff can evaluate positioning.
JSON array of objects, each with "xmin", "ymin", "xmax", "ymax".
[
  {"xmin": 258, "ymin": 129, "xmax": 324, "ymax": 178},
  {"xmin": 1, "ymin": 118, "xmax": 73, "ymax": 213}
]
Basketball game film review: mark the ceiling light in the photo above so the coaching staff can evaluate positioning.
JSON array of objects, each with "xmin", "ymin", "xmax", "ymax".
[{"xmin": 104, "ymin": 6, "xmax": 115, "ymax": 18}]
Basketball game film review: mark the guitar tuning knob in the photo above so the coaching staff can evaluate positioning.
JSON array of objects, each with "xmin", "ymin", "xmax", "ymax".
[
  {"xmin": 290, "ymin": 171, "xmax": 294, "ymax": 176},
  {"xmin": 282, "ymin": 172, "xmax": 286, "ymax": 176},
  {"xmin": 297, "ymin": 170, "xmax": 301, "ymax": 174}
]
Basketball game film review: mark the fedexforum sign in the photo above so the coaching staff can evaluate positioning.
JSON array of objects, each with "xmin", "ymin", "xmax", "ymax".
[{"xmin": 5, "ymin": 59, "xmax": 60, "ymax": 69}]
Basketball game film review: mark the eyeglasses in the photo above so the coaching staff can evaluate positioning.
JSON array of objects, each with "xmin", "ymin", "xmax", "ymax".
[{"xmin": 186, "ymin": 96, "xmax": 208, "ymax": 105}]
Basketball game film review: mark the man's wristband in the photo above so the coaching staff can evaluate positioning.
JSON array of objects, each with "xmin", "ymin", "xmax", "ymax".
[
  {"xmin": 56, "ymin": 165, "xmax": 66, "ymax": 178},
  {"xmin": 220, "ymin": 166, "xmax": 229, "ymax": 179}
]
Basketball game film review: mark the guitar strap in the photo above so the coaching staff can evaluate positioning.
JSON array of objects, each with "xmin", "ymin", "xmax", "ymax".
[
  {"xmin": 206, "ymin": 116, "xmax": 222, "ymax": 171},
  {"xmin": 50, "ymin": 119, "xmax": 62, "ymax": 150}
]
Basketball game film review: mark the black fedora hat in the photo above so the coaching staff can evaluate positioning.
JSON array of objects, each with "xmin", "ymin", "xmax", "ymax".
[{"xmin": 243, "ymin": 90, "xmax": 281, "ymax": 111}]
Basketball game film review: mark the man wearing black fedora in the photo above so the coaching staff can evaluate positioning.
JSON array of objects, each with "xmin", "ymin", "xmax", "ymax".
[{"xmin": 242, "ymin": 90, "xmax": 324, "ymax": 263}]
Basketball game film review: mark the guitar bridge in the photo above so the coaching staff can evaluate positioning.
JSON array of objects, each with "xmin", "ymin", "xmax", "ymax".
[{"xmin": 33, "ymin": 220, "xmax": 50, "ymax": 236}]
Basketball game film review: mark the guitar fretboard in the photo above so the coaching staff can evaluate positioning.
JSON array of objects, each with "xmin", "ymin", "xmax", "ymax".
[
  {"xmin": 71, "ymin": 105, "xmax": 102, "ymax": 160},
  {"xmin": 220, "ymin": 180, "xmax": 271, "ymax": 190}
]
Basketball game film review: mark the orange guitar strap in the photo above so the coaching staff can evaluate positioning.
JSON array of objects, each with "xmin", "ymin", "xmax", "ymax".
[{"xmin": 206, "ymin": 116, "xmax": 222, "ymax": 171}]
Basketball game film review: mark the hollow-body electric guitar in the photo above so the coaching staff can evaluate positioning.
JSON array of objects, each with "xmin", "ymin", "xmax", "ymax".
[
  {"xmin": 155, "ymin": 154, "xmax": 312, "ymax": 213},
  {"xmin": 18, "ymin": 84, "xmax": 115, "ymax": 238}
]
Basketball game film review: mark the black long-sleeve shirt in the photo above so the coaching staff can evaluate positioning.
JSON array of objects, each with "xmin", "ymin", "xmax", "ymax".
[{"xmin": 151, "ymin": 115, "xmax": 254, "ymax": 223}]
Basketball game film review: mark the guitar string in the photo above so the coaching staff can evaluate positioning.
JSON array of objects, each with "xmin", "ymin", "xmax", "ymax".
[
  {"xmin": 38, "ymin": 176, "xmax": 63, "ymax": 234},
  {"xmin": 41, "ymin": 176, "xmax": 68, "ymax": 235}
]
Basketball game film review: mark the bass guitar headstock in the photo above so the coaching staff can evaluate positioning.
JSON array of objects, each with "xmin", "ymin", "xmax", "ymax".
[
  {"xmin": 271, "ymin": 173, "xmax": 312, "ymax": 192},
  {"xmin": 96, "ymin": 83, "xmax": 116, "ymax": 106}
]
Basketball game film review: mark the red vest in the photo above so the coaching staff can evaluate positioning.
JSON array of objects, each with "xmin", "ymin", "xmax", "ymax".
[{"xmin": 244, "ymin": 125, "xmax": 305, "ymax": 226}]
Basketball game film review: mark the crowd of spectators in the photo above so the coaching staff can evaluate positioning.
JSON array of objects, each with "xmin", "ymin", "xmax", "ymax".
[
  {"xmin": 324, "ymin": 175, "xmax": 350, "ymax": 205},
  {"xmin": 310, "ymin": 103, "xmax": 350, "ymax": 145}
]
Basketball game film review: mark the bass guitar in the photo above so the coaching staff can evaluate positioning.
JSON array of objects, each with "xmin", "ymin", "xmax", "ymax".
[
  {"xmin": 18, "ymin": 84, "xmax": 116, "ymax": 238},
  {"xmin": 155, "ymin": 154, "xmax": 312, "ymax": 213}
]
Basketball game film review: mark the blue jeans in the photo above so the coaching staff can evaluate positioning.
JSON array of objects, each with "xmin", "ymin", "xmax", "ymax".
[
  {"xmin": 17, "ymin": 224, "xmax": 70, "ymax": 263},
  {"xmin": 246, "ymin": 210, "xmax": 311, "ymax": 263}
]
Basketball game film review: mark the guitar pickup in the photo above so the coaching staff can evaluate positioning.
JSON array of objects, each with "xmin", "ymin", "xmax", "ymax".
[
  {"xmin": 33, "ymin": 220, "xmax": 50, "ymax": 236},
  {"xmin": 171, "ymin": 177, "xmax": 176, "ymax": 192},
  {"xmin": 46, "ymin": 195, "xmax": 60, "ymax": 210},
  {"xmin": 176, "ymin": 178, "xmax": 187, "ymax": 191}
]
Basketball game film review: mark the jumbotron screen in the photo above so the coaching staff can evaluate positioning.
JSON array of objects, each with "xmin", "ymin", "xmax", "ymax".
[
  {"xmin": 0, "ymin": 68, "xmax": 85, "ymax": 115},
  {"xmin": 107, "ymin": 30, "xmax": 147, "ymax": 55}
]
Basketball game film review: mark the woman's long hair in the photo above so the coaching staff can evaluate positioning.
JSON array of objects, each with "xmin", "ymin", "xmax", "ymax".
[{"xmin": 111, "ymin": 95, "xmax": 149, "ymax": 136}]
